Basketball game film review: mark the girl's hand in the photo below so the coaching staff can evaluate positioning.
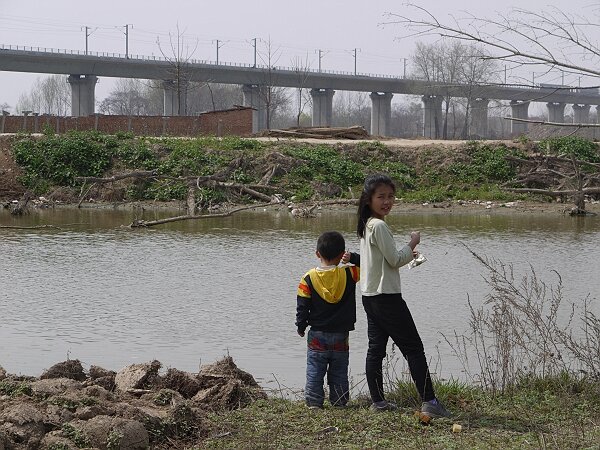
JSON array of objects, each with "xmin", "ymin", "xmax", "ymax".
[
  {"xmin": 341, "ymin": 251, "xmax": 351, "ymax": 264},
  {"xmin": 409, "ymin": 231, "xmax": 421, "ymax": 249}
]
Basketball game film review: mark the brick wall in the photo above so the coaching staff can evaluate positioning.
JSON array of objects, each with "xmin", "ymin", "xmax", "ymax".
[{"xmin": 0, "ymin": 107, "xmax": 254, "ymax": 137}]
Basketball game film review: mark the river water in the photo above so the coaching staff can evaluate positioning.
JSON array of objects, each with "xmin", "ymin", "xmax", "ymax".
[{"xmin": 1, "ymin": 206, "xmax": 599, "ymax": 395}]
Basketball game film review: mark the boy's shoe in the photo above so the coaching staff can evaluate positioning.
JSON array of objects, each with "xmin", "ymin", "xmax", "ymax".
[
  {"xmin": 307, "ymin": 404, "xmax": 323, "ymax": 410},
  {"xmin": 421, "ymin": 398, "xmax": 451, "ymax": 418},
  {"xmin": 370, "ymin": 400, "xmax": 397, "ymax": 412}
]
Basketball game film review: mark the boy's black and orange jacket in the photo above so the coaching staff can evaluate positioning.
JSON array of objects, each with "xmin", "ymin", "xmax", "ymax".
[{"xmin": 295, "ymin": 253, "xmax": 360, "ymax": 334}]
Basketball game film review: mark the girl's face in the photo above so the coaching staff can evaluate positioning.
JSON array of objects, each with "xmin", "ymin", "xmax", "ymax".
[{"xmin": 369, "ymin": 183, "xmax": 395, "ymax": 219}]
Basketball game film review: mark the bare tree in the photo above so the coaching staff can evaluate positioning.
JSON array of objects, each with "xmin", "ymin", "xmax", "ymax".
[
  {"xmin": 16, "ymin": 75, "xmax": 70, "ymax": 115},
  {"xmin": 391, "ymin": 100, "xmax": 422, "ymax": 137},
  {"xmin": 411, "ymin": 41, "xmax": 464, "ymax": 138},
  {"xmin": 290, "ymin": 54, "xmax": 313, "ymax": 127},
  {"xmin": 386, "ymin": 4, "xmax": 600, "ymax": 81},
  {"xmin": 186, "ymin": 83, "xmax": 243, "ymax": 113},
  {"xmin": 156, "ymin": 25, "xmax": 199, "ymax": 115},
  {"xmin": 99, "ymin": 79, "xmax": 153, "ymax": 115},
  {"xmin": 332, "ymin": 91, "xmax": 370, "ymax": 129},
  {"xmin": 253, "ymin": 37, "xmax": 291, "ymax": 129},
  {"xmin": 411, "ymin": 41, "xmax": 498, "ymax": 139}
]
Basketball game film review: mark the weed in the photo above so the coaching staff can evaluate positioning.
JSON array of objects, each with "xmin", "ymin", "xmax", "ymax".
[
  {"xmin": 154, "ymin": 389, "xmax": 174, "ymax": 406},
  {"xmin": 0, "ymin": 380, "xmax": 33, "ymax": 397},
  {"xmin": 106, "ymin": 430, "xmax": 123, "ymax": 450},
  {"xmin": 61, "ymin": 423, "xmax": 90, "ymax": 448}
]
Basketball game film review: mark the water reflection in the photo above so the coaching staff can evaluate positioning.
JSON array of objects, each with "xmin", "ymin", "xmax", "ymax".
[{"xmin": 1, "ymin": 207, "xmax": 599, "ymax": 391}]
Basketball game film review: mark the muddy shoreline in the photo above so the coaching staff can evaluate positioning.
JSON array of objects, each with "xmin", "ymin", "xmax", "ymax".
[{"xmin": 3, "ymin": 197, "xmax": 599, "ymax": 217}]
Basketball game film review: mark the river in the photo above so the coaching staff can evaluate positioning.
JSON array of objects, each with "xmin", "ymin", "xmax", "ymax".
[{"xmin": 1, "ymin": 206, "xmax": 599, "ymax": 396}]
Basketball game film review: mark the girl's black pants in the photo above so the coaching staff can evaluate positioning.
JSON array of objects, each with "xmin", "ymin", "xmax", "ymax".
[{"xmin": 362, "ymin": 293, "xmax": 435, "ymax": 403}]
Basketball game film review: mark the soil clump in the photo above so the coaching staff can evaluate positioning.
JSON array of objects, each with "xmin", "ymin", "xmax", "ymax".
[{"xmin": 0, "ymin": 357, "xmax": 266, "ymax": 449}]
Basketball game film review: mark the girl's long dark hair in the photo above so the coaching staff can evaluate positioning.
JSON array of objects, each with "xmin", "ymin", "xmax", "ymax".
[{"xmin": 357, "ymin": 174, "xmax": 396, "ymax": 238}]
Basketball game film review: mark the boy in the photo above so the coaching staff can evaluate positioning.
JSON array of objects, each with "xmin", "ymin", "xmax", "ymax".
[{"xmin": 296, "ymin": 231, "xmax": 359, "ymax": 408}]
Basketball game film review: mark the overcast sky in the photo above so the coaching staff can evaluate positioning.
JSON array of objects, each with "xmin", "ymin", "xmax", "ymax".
[{"xmin": 0, "ymin": 0, "xmax": 596, "ymax": 112}]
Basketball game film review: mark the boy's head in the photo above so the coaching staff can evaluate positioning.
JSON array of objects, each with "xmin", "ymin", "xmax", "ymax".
[{"xmin": 316, "ymin": 231, "xmax": 345, "ymax": 264}]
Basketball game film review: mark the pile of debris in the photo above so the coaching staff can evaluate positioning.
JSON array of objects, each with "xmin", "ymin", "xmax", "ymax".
[
  {"xmin": 0, "ymin": 357, "xmax": 266, "ymax": 449},
  {"xmin": 257, "ymin": 126, "xmax": 369, "ymax": 140}
]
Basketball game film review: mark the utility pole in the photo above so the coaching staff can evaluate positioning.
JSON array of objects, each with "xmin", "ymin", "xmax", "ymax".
[
  {"xmin": 403, "ymin": 58, "xmax": 407, "ymax": 79},
  {"xmin": 252, "ymin": 37, "xmax": 257, "ymax": 68},
  {"xmin": 318, "ymin": 49, "xmax": 323, "ymax": 72},
  {"xmin": 82, "ymin": 26, "xmax": 93, "ymax": 54},
  {"xmin": 504, "ymin": 65, "xmax": 507, "ymax": 84},
  {"xmin": 122, "ymin": 24, "xmax": 133, "ymax": 58},
  {"xmin": 352, "ymin": 48, "xmax": 361, "ymax": 76},
  {"xmin": 214, "ymin": 39, "xmax": 225, "ymax": 64}
]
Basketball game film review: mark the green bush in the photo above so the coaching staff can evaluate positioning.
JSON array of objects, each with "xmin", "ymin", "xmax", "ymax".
[
  {"xmin": 539, "ymin": 136, "xmax": 600, "ymax": 162},
  {"xmin": 284, "ymin": 145, "xmax": 363, "ymax": 186},
  {"xmin": 13, "ymin": 131, "xmax": 113, "ymax": 188}
]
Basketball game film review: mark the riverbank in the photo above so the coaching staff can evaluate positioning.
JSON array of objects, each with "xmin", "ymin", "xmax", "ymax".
[
  {"xmin": 2, "ymin": 132, "xmax": 599, "ymax": 218},
  {"xmin": 2, "ymin": 358, "xmax": 599, "ymax": 449}
]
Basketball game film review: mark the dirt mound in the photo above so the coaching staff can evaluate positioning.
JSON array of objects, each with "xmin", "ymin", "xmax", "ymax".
[
  {"xmin": 0, "ymin": 356, "xmax": 266, "ymax": 449},
  {"xmin": 0, "ymin": 138, "xmax": 25, "ymax": 200}
]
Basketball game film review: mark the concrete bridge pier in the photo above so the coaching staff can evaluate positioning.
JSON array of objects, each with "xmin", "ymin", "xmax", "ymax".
[
  {"xmin": 510, "ymin": 100, "xmax": 530, "ymax": 136},
  {"xmin": 546, "ymin": 102, "xmax": 566, "ymax": 123},
  {"xmin": 572, "ymin": 104, "xmax": 591, "ymax": 123},
  {"xmin": 67, "ymin": 75, "xmax": 97, "ymax": 116},
  {"xmin": 422, "ymin": 95, "xmax": 442, "ymax": 138},
  {"xmin": 310, "ymin": 88, "xmax": 334, "ymax": 127},
  {"xmin": 242, "ymin": 84, "xmax": 268, "ymax": 132},
  {"xmin": 470, "ymin": 98, "xmax": 489, "ymax": 138},
  {"xmin": 370, "ymin": 92, "xmax": 393, "ymax": 137},
  {"xmin": 163, "ymin": 80, "xmax": 188, "ymax": 116}
]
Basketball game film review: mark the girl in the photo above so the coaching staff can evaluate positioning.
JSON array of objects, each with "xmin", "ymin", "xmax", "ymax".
[{"xmin": 354, "ymin": 173, "xmax": 450, "ymax": 417}]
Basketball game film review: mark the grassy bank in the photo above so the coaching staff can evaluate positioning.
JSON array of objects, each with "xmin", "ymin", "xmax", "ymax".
[
  {"xmin": 199, "ymin": 375, "xmax": 600, "ymax": 449},
  {"xmin": 4, "ymin": 130, "xmax": 598, "ymax": 207}
]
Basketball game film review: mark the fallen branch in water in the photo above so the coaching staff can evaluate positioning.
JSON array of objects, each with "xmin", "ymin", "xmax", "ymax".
[
  {"xmin": 0, "ymin": 224, "xmax": 63, "ymax": 230},
  {"xmin": 75, "ymin": 171, "xmax": 289, "ymax": 205},
  {"xmin": 129, "ymin": 202, "xmax": 279, "ymax": 227}
]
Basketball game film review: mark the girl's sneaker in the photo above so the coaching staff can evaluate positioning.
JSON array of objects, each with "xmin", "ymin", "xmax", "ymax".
[
  {"xmin": 370, "ymin": 400, "xmax": 397, "ymax": 411},
  {"xmin": 421, "ymin": 398, "xmax": 451, "ymax": 418}
]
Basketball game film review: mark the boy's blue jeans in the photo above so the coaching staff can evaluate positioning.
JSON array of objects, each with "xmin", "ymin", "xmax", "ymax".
[{"xmin": 305, "ymin": 329, "xmax": 350, "ymax": 407}]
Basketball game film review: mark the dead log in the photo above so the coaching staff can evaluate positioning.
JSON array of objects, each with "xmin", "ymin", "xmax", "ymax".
[
  {"xmin": 504, "ymin": 187, "xmax": 600, "ymax": 197},
  {"xmin": 258, "ymin": 126, "xmax": 369, "ymax": 140},
  {"xmin": 129, "ymin": 202, "xmax": 278, "ymax": 228},
  {"xmin": 75, "ymin": 170, "xmax": 290, "ymax": 205},
  {"xmin": 0, "ymin": 224, "xmax": 63, "ymax": 230},
  {"xmin": 9, "ymin": 191, "xmax": 33, "ymax": 215}
]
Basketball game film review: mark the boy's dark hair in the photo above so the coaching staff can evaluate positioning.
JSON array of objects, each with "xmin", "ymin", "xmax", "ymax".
[{"xmin": 317, "ymin": 231, "xmax": 345, "ymax": 260}]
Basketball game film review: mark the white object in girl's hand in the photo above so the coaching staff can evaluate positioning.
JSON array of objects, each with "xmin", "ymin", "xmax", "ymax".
[{"xmin": 408, "ymin": 253, "xmax": 427, "ymax": 269}]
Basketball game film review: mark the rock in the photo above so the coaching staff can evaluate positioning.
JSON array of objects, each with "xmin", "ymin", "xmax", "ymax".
[
  {"xmin": 161, "ymin": 368, "xmax": 202, "ymax": 398},
  {"xmin": 0, "ymin": 402, "xmax": 46, "ymax": 448},
  {"xmin": 194, "ymin": 357, "xmax": 267, "ymax": 410},
  {"xmin": 114, "ymin": 360, "xmax": 161, "ymax": 393},
  {"xmin": 40, "ymin": 431, "xmax": 77, "ymax": 450},
  {"xmin": 45, "ymin": 403, "xmax": 74, "ymax": 426},
  {"xmin": 41, "ymin": 359, "xmax": 86, "ymax": 381},
  {"xmin": 91, "ymin": 375, "xmax": 116, "ymax": 392},
  {"xmin": 0, "ymin": 366, "xmax": 6, "ymax": 380},
  {"xmin": 82, "ymin": 385, "xmax": 115, "ymax": 401},
  {"xmin": 199, "ymin": 356, "xmax": 261, "ymax": 388},
  {"xmin": 30, "ymin": 377, "xmax": 81, "ymax": 397},
  {"xmin": 74, "ymin": 404, "xmax": 111, "ymax": 420},
  {"xmin": 89, "ymin": 365, "xmax": 116, "ymax": 380},
  {"xmin": 78, "ymin": 416, "xmax": 149, "ymax": 450}
]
